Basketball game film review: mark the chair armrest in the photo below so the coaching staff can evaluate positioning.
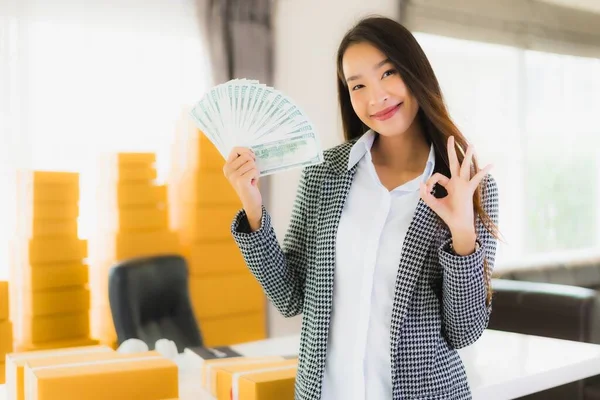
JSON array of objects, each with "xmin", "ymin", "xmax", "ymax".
[{"xmin": 489, "ymin": 278, "xmax": 597, "ymax": 343}]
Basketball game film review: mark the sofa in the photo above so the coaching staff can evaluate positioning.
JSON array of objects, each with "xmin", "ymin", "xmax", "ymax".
[{"xmin": 488, "ymin": 255, "xmax": 600, "ymax": 400}]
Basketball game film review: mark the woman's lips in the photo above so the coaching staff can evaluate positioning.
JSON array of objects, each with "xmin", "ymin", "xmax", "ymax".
[{"xmin": 371, "ymin": 103, "xmax": 402, "ymax": 121}]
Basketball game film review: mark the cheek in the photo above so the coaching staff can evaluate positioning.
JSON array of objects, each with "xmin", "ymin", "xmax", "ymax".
[
  {"xmin": 406, "ymin": 96, "xmax": 420, "ymax": 118},
  {"xmin": 350, "ymin": 92, "xmax": 368, "ymax": 119},
  {"xmin": 383, "ymin": 75, "xmax": 407, "ymax": 95}
]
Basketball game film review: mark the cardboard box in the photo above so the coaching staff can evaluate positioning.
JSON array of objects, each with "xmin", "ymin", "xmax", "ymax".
[
  {"xmin": 178, "ymin": 170, "xmax": 240, "ymax": 206},
  {"xmin": 16, "ymin": 177, "xmax": 79, "ymax": 205},
  {"xmin": 22, "ymin": 287, "xmax": 89, "ymax": 317},
  {"xmin": 91, "ymin": 230, "xmax": 179, "ymax": 261},
  {"xmin": 97, "ymin": 206, "xmax": 169, "ymax": 232},
  {"xmin": 0, "ymin": 280, "xmax": 8, "ymax": 320},
  {"xmin": 234, "ymin": 365, "xmax": 297, "ymax": 400},
  {"xmin": 24, "ymin": 348, "xmax": 127, "ymax": 368},
  {"xmin": 112, "ymin": 153, "xmax": 156, "ymax": 167},
  {"xmin": 16, "ymin": 171, "xmax": 79, "ymax": 187},
  {"xmin": 26, "ymin": 353, "xmax": 178, "ymax": 400},
  {"xmin": 14, "ymin": 337, "xmax": 100, "ymax": 352},
  {"xmin": 22, "ymin": 351, "xmax": 136, "ymax": 399},
  {"xmin": 23, "ymin": 263, "xmax": 88, "ymax": 292},
  {"xmin": 180, "ymin": 205, "xmax": 240, "ymax": 242},
  {"xmin": 18, "ymin": 220, "xmax": 79, "ymax": 239},
  {"xmin": 18, "ymin": 203, "xmax": 79, "ymax": 222},
  {"xmin": 214, "ymin": 359, "xmax": 297, "ymax": 399},
  {"xmin": 199, "ymin": 312, "xmax": 266, "ymax": 347},
  {"xmin": 173, "ymin": 128, "xmax": 224, "ymax": 172},
  {"xmin": 0, "ymin": 320, "xmax": 13, "ymax": 356},
  {"xmin": 189, "ymin": 273, "xmax": 264, "ymax": 319},
  {"xmin": 18, "ymin": 238, "xmax": 87, "ymax": 265},
  {"xmin": 99, "ymin": 183, "xmax": 167, "ymax": 208},
  {"xmin": 5, "ymin": 344, "xmax": 112, "ymax": 400},
  {"xmin": 186, "ymin": 241, "xmax": 247, "ymax": 276},
  {"xmin": 199, "ymin": 356, "xmax": 284, "ymax": 394},
  {"xmin": 99, "ymin": 161, "xmax": 157, "ymax": 183},
  {"xmin": 21, "ymin": 312, "xmax": 89, "ymax": 344}
]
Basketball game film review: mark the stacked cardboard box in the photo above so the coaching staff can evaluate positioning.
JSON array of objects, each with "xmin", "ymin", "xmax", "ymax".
[
  {"xmin": 11, "ymin": 171, "xmax": 97, "ymax": 352},
  {"xmin": 5, "ymin": 345, "xmax": 113, "ymax": 400},
  {"xmin": 89, "ymin": 153, "xmax": 179, "ymax": 348},
  {"xmin": 191, "ymin": 351, "xmax": 297, "ymax": 400},
  {"xmin": 5, "ymin": 347, "xmax": 177, "ymax": 400},
  {"xmin": 0, "ymin": 280, "xmax": 13, "ymax": 383},
  {"xmin": 168, "ymin": 109, "xmax": 266, "ymax": 346}
]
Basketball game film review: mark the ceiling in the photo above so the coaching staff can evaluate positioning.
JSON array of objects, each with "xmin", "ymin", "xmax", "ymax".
[{"xmin": 536, "ymin": 0, "xmax": 600, "ymax": 14}]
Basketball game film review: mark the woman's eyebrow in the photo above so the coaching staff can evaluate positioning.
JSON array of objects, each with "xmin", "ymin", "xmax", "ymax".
[{"xmin": 345, "ymin": 58, "xmax": 391, "ymax": 82}]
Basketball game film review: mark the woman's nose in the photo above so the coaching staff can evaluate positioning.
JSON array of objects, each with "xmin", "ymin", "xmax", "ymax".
[{"xmin": 368, "ymin": 85, "xmax": 388, "ymax": 106}]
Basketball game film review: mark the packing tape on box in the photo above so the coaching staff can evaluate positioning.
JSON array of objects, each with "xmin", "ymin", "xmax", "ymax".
[
  {"xmin": 231, "ymin": 365, "xmax": 297, "ymax": 400},
  {"xmin": 206, "ymin": 358, "xmax": 279, "ymax": 393},
  {"xmin": 30, "ymin": 355, "xmax": 164, "ymax": 371}
]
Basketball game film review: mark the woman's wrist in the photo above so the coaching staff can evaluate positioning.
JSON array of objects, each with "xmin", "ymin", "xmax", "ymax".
[{"xmin": 244, "ymin": 205, "xmax": 263, "ymax": 232}]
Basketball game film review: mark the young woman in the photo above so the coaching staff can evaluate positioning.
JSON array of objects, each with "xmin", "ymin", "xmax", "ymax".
[{"xmin": 223, "ymin": 16, "xmax": 499, "ymax": 400}]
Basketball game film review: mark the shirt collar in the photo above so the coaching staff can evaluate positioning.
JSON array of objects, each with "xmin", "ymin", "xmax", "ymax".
[
  {"xmin": 347, "ymin": 129, "xmax": 377, "ymax": 170},
  {"xmin": 347, "ymin": 129, "xmax": 436, "ymax": 182}
]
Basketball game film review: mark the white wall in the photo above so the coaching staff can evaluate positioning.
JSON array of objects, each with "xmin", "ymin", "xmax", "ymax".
[{"xmin": 266, "ymin": 0, "xmax": 398, "ymax": 337}]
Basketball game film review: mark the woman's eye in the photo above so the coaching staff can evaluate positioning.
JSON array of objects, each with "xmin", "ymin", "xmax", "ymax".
[
  {"xmin": 383, "ymin": 69, "xmax": 397, "ymax": 78},
  {"xmin": 352, "ymin": 84, "xmax": 364, "ymax": 91}
]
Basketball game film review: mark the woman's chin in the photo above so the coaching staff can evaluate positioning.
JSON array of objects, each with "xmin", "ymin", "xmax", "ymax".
[{"xmin": 372, "ymin": 121, "xmax": 410, "ymax": 137}]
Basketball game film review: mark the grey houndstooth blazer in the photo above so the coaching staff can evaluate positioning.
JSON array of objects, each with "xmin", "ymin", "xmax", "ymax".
[{"xmin": 231, "ymin": 140, "xmax": 499, "ymax": 400}]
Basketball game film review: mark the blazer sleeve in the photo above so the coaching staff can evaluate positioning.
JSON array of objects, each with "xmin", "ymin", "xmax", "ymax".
[
  {"xmin": 438, "ymin": 173, "xmax": 499, "ymax": 349},
  {"xmin": 230, "ymin": 168, "xmax": 311, "ymax": 318}
]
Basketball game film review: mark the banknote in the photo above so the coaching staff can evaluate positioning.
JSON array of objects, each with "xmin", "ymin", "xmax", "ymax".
[
  {"xmin": 251, "ymin": 131, "xmax": 323, "ymax": 176},
  {"xmin": 190, "ymin": 79, "xmax": 323, "ymax": 175}
]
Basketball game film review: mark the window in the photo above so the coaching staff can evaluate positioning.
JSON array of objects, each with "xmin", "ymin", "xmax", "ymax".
[
  {"xmin": 0, "ymin": 6, "xmax": 211, "ymax": 279},
  {"xmin": 414, "ymin": 32, "xmax": 600, "ymax": 268}
]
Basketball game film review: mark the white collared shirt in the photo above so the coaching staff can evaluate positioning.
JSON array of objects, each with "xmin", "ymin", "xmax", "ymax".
[{"xmin": 321, "ymin": 130, "xmax": 436, "ymax": 400}]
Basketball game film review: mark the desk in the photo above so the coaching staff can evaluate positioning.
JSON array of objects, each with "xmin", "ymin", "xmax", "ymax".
[{"xmin": 4, "ymin": 330, "xmax": 600, "ymax": 400}]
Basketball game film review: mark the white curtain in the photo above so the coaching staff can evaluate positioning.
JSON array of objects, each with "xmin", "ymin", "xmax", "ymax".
[{"xmin": 0, "ymin": 0, "xmax": 212, "ymax": 279}]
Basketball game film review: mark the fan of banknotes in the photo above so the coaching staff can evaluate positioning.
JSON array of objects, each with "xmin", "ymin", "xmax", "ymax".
[{"xmin": 189, "ymin": 79, "xmax": 324, "ymax": 177}]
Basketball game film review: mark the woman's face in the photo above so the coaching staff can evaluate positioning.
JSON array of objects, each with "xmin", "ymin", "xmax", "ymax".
[{"xmin": 342, "ymin": 42, "xmax": 419, "ymax": 138}]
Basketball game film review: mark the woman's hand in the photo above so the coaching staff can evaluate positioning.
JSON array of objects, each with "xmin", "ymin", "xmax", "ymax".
[
  {"xmin": 223, "ymin": 147, "xmax": 263, "ymax": 231},
  {"xmin": 420, "ymin": 136, "xmax": 492, "ymax": 255}
]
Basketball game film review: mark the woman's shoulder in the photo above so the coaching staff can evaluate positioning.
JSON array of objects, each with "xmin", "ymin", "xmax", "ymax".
[
  {"xmin": 304, "ymin": 140, "xmax": 356, "ymax": 178},
  {"xmin": 481, "ymin": 172, "xmax": 498, "ymax": 197}
]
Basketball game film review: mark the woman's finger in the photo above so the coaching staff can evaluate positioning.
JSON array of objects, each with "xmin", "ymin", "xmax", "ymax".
[
  {"xmin": 447, "ymin": 136, "xmax": 460, "ymax": 177},
  {"xmin": 240, "ymin": 167, "xmax": 260, "ymax": 186},
  {"xmin": 226, "ymin": 153, "xmax": 255, "ymax": 176},
  {"xmin": 425, "ymin": 173, "xmax": 450, "ymax": 193},
  {"xmin": 470, "ymin": 164, "xmax": 493, "ymax": 191},
  {"xmin": 227, "ymin": 147, "xmax": 255, "ymax": 163},
  {"xmin": 234, "ymin": 159, "xmax": 257, "ymax": 178},
  {"xmin": 461, "ymin": 144, "xmax": 474, "ymax": 180}
]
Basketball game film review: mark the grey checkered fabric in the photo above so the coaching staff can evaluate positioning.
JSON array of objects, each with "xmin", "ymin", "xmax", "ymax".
[{"xmin": 231, "ymin": 140, "xmax": 499, "ymax": 400}]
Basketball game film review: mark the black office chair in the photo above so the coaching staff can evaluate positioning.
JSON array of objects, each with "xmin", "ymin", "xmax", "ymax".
[{"xmin": 108, "ymin": 254, "xmax": 203, "ymax": 353}]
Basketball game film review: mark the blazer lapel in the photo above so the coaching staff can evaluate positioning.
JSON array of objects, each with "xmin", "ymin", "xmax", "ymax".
[
  {"xmin": 310, "ymin": 144, "xmax": 357, "ymax": 377},
  {"xmin": 315, "ymin": 142, "xmax": 357, "ymax": 295},
  {"xmin": 390, "ymin": 199, "xmax": 440, "ymax": 349}
]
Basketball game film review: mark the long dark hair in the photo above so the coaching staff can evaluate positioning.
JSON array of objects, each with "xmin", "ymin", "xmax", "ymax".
[{"xmin": 336, "ymin": 16, "xmax": 499, "ymax": 305}]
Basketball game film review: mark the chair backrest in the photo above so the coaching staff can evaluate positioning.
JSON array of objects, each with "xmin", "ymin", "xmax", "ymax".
[
  {"xmin": 495, "ymin": 255, "xmax": 600, "ymax": 290},
  {"xmin": 108, "ymin": 254, "xmax": 202, "ymax": 353}
]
